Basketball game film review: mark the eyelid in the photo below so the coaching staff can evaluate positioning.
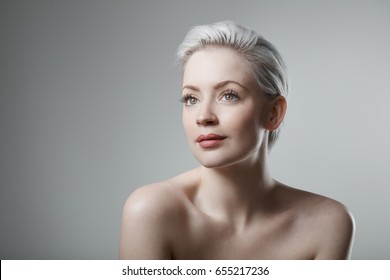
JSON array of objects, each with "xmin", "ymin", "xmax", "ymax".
[
  {"xmin": 180, "ymin": 93, "xmax": 196, "ymax": 102},
  {"xmin": 223, "ymin": 89, "xmax": 238, "ymax": 94},
  {"xmin": 180, "ymin": 93, "xmax": 199, "ymax": 106},
  {"xmin": 220, "ymin": 89, "xmax": 240, "ymax": 101}
]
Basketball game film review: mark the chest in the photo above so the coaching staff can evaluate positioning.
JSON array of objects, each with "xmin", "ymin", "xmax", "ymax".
[{"xmin": 172, "ymin": 213, "xmax": 315, "ymax": 259}]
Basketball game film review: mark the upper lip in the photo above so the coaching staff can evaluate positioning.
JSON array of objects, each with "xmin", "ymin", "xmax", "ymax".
[{"xmin": 196, "ymin": 134, "xmax": 226, "ymax": 142}]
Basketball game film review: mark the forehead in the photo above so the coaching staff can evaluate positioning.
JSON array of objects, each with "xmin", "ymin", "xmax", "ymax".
[{"xmin": 182, "ymin": 47, "xmax": 257, "ymax": 89}]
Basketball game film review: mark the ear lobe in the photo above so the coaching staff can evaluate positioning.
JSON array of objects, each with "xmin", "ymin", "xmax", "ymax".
[{"xmin": 266, "ymin": 96, "xmax": 287, "ymax": 131}]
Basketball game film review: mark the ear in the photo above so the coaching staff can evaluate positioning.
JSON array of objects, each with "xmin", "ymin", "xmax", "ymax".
[{"xmin": 265, "ymin": 96, "xmax": 287, "ymax": 131}]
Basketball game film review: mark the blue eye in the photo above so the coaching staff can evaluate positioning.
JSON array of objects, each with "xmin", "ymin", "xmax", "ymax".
[
  {"xmin": 222, "ymin": 90, "xmax": 239, "ymax": 102},
  {"xmin": 180, "ymin": 95, "xmax": 199, "ymax": 106}
]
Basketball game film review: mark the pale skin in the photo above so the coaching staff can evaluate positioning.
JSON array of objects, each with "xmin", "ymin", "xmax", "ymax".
[{"xmin": 119, "ymin": 47, "xmax": 355, "ymax": 259}]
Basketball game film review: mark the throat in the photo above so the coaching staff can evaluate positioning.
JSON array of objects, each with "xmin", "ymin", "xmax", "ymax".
[{"xmin": 194, "ymin": 163, "xmax": 275, "ymax": 228}]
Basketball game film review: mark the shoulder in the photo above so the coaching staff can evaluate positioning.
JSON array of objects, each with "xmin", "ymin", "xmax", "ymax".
[
  {"xmin": 283, "ymin": 186, "xmax": 355, "ymax": 259},
  {"xmin": 120, "ymin": 170, "xmax": 200, "ymax": 259},
  {"xmin": 305, "ymin": 194, "xmax": 354, "ymax": 237},
  {"xmin": 119, "ymin": 180, "xmax": 188, "ymax": 259},
  {"xmin": 122, "ymin": 181, "xmax": 188, "ymax": 227},
  {"xmin": 123, "ymin": 169, "xmax": 200, "ymax": 218},
  {"xmin": 277, "ymin": 184, "xmax": 353, "ymax": 226},
  {"xmin": 309, "ymin": 196, "xmax": 355, "ymax": 258}
]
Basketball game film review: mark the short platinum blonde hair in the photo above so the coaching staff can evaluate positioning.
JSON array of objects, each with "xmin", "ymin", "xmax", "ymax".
[{"xmin": 177, "ymin": 21, "xmax": 288, "ymax": 149}]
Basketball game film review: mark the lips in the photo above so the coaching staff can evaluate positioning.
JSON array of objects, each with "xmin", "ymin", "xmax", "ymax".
[{"xmin": 196, "ymin": 134, "xmax": 227, "ymax": 148}]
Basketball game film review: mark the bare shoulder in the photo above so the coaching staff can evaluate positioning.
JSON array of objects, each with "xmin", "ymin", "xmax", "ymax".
[
  {"xmin": 277, "ymin": 183, "xmax": 355, "ymax": 259},
  {"xmin": 122, "ymin": 169, "xmax": 199, "ymax": 219},
  {"xmin": 119, "ymin": 170, "xmax": 198, "ymax": 259},
  {"xmin": 307, "ymin": 193, "xmax": 355, "ymax": 259},
  {"xmin": 122, "ymin": 181, "xmax": 184, "ymax": 221}
]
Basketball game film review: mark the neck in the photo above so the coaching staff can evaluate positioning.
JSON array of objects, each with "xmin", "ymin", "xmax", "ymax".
[{"xmin": 195, "ymin": 146, "xmax": 275, "ymax": 229}]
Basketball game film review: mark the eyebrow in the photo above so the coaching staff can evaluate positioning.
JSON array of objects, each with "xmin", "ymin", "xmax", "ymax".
[{"xmin": 182, "ymin": 80, "xmax": 248, "ymax": 92}]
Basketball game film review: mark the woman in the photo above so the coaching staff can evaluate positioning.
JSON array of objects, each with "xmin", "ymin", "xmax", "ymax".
[{"xmin": 119, "ymin": 21, "xmax": 355, "ymax": 259}]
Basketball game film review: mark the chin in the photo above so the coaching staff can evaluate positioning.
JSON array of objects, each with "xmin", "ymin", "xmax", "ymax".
[
  {"xmin": 191, "ymin": 144, "xmax": 262, "ymax": 169},
  {"xmin": 199, "ymin": 161, "xmax": 227, "ymax": 169},
  {"xmin": 192, "ymin": 152, "xmax": 250, "ymax": 169},
  {"xmin": 191, "ymin": 152, "xmax": 229, "ymax": 168}
]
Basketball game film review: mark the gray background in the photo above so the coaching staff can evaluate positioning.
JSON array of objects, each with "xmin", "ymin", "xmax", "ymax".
[{"xmin": 1, "ymin": 0, "xmax": 389, "ymax": 259}]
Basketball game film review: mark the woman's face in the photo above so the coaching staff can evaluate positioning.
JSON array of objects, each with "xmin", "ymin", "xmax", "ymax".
[{"xmin": 181, "ymin": 47, "xmax": 271, "ymax": 168}]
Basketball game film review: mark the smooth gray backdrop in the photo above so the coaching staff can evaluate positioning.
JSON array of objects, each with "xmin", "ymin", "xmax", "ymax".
[{"xmin": 1, "ymin": 0, "xmax": 389, "ymax": 259}]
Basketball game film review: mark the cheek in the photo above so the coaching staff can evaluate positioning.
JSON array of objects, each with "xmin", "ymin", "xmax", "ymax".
[
  {"xmin": 224, "ymin": 107, "xmax": 261, "ymax": 134},
  {"xmin": 224, "ymin": 106, "xmax": 268, "ymax": 151},
  {"xmin": 182, "ymin": 110, "xmax": 195, "ymax": 136}
]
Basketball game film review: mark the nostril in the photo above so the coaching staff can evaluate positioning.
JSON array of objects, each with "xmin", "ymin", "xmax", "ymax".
[{"xmin": 196, "ymin": 115, "xmax": 218, "ymax": 126}]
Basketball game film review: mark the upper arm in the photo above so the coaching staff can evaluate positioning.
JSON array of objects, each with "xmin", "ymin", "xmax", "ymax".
[
  {"xmin": 314, "ymin": 202, "xmax": 355, "ymax": 259},
  {"xmin": 119, "ymin": 185, "xmax": 176, "ymax": 259}
]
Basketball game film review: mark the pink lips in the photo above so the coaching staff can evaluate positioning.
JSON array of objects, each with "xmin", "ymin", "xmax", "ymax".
[{"xmin": 196, "ymin": 133, "xmax": 227, "ymax": 148}]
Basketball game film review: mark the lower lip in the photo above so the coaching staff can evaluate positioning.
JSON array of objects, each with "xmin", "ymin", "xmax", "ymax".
[{"xmin": 198, "ymin": 139, "xmax": 225, "ymax": 148}]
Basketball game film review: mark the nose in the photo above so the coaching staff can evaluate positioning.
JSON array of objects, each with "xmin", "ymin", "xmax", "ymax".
[{"xmin": 196, "ymin": 103, "xmax": 218, "ymax": 126}]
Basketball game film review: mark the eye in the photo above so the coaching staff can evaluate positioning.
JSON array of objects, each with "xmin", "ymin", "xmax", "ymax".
[
  {"xmin": 221, "ymin": 90, "xmax": 239, "ymax": 102},
  {"xmin": 180, "ymin": 94, "xmax": 199, "ymax": 107}
]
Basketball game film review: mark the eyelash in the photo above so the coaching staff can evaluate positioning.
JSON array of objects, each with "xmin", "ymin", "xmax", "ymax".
[
  {"xmin": 180, "ymin": 89, "xmax": 240, "ymax": 106},
  {"xmin": 221, "ymin": 89, "xmax": 239, "ymax": 102},
  {"xmin": 180, "ymin": 94, "xmax": 198, "ymax": 106}
]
